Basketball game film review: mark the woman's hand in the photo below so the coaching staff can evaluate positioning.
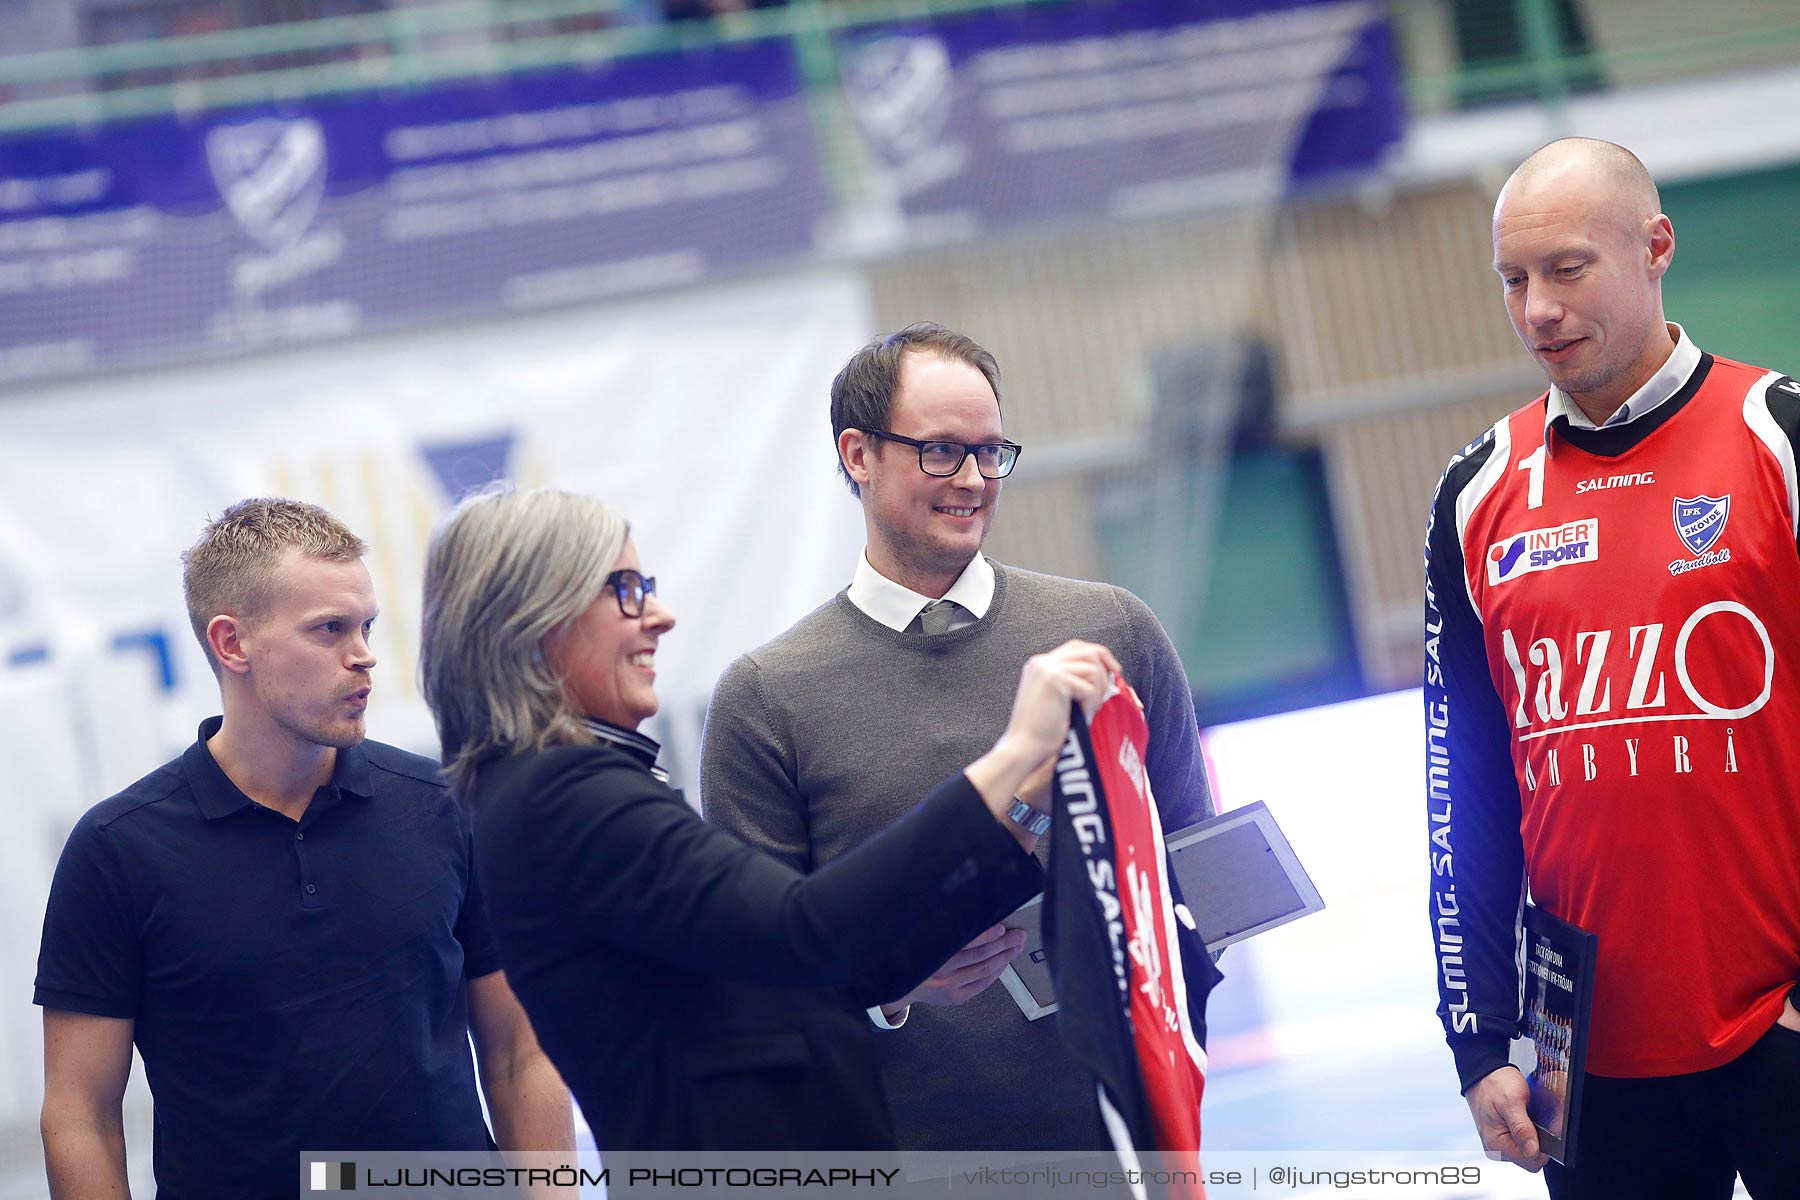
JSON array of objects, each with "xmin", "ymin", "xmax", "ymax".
[
  {"xmin": 1000, "ymin": 640, "xmax": 1122, "ymax": 766},
  {"xmin": 965, "ymin": 641, "xmax": 1124, "ymax": 849}
]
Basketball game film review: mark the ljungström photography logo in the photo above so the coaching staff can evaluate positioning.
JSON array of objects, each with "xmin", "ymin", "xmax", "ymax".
[{"xmin": 310, "ymin": 1160, "xmax": 357, "ymax": 1191}]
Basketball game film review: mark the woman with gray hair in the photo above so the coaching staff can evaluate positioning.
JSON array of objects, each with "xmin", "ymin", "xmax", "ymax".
[{"xmin": 419, "ymin": 486, "xmax": 1118, "ymax": 1152}]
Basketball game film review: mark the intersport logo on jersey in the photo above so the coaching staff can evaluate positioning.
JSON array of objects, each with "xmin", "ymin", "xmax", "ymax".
[{"xmin": 1487, "ymin": 518, "xmax": 1599, "ymax": 585}]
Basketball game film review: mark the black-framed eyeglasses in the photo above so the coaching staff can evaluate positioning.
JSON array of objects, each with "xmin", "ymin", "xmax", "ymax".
[
  {"xmin": 603, "ymin": 569, "xmax": 657, "ymax": 618},
  {"xmin": 861, "ymin": 430, "xmax": 1023, "ymax": 479}
]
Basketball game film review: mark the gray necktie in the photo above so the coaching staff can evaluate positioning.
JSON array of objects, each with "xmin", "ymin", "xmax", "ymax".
[{"xmin": 909, "ymin": 599, "xmax": 961, "ymax": 636}]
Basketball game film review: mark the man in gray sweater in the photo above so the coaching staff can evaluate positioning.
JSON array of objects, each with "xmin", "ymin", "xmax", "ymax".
[{"xmin": 699, "ymin": 322, "xmax": 1215, "ymax": 1152}]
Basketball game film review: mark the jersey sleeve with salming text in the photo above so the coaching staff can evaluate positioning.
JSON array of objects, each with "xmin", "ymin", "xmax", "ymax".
[{"xmin": 1424, "ymin": 425, "xmax": 1530, "ymax": 1093}]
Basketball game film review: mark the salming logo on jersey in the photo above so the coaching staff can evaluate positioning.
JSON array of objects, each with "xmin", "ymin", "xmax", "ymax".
[
  {"xmin": 1576, "ymin": 470, "xmax": 1654, "ymax": 493},
  {"xmin": 1486, "ymin": 518, "xmax": 1599, "ymax": 585}
]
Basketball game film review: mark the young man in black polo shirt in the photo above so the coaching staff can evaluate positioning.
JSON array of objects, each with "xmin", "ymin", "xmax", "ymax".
[{"xmin": 35, "ymin": 498, "xmax": 573, "ymax": 1198}]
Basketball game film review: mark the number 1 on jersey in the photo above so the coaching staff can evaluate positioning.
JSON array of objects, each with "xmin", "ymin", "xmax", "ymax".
[{"xmin": 1519, "ymin": 445, "xmax": 1547, "ymax": 510}]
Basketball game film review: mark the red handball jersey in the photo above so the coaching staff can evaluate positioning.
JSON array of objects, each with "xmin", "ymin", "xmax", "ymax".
[
  {"xmin": 1048, "ymin": 677, "xmax": 1215, "ymax": 1198},
  {"xmin": 1426, "ymin": 349, "xmax": 1800, "ymax": 1085}
]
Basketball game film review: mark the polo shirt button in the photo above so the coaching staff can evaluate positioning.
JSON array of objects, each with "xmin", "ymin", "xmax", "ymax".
[
  {"xmin": 296, "ymin": 832, "xmax": 304, "ymax": 841},
  {"xmin": 305, "ymin": 884, "xmax": 317, "ymax": 895}
]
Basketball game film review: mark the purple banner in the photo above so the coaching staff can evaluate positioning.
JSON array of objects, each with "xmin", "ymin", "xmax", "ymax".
[
  {"xmin": 836, "ymin": 0, "xmax": 1404, "ymax": 242},
  {"xmin": 0, "ymin": 40, "xmax": 827, "ymax": 385}
]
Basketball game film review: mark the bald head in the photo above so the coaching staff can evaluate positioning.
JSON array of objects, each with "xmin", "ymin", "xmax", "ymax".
[
  {"xmin": 1490, "ymin": 138, "xmax": 1677, "ymax": 423},
  {"xmin": 1496, "ymin": 138, "xmax": 1660, "ymax": 236}
]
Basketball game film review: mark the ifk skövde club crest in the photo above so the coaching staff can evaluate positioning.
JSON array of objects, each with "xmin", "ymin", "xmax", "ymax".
[
  {"xmin": 840, "ymin": 35, "xmax": 953, "ymax": 171},
  {"xmin": 204, "ymin": 117, "xmax": 327, "ymax": 252},
  {"xmin": 1674, "ymin": 494, "xmax": 1730, "ymax": 556}
]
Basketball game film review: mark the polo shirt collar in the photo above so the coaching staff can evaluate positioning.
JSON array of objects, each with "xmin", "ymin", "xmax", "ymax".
[
  {"xmin": 1544, "ymin": 323, "xmax": 1699, "ymax": 434},
  {"xmin": 183, "ymin": 716, "xmax": 373, "ymax": 820},
  {"xmin": 847, "ymin": 550, "xmax": 996, "ymax": 632}
]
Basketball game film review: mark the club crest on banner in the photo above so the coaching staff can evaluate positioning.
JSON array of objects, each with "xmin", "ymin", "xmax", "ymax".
[
  {"xmin": 205, "ymin": 117, "xmax": 327, "ymax": 252},
  {"xmin": 1673, "ymin": 494, "xmax": 1730, "ymax": 557},
  {"xmin": 839, "ymin": 36, "xmax": 967, "ymax": 197}
]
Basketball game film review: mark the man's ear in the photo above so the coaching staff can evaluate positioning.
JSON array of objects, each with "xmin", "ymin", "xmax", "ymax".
[
  {"xmin": 839, "ymin": 428, "xmax": 875, "ymax": 490},
  {"xmin": 1646, "ymin": 213, "xmax": 1675, "ymax": 281},
  {"xmin": 206, "ymin": 614, "xmax": 252, "ymax": 677}
]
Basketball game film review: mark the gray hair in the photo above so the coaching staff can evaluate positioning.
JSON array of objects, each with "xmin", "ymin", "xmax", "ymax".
[
  {"xmin": 420, "ymin": 485, "xmax": 630, "ymax": 796},
  {"xmin": 830, "ymin": 322, "xmax": 1002, "ymax": 497}
]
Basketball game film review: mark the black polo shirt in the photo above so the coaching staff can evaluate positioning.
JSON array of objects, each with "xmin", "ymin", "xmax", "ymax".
[{"xmin": 35, "ymin": 718, "xmax": 500, "ymax": 1199}]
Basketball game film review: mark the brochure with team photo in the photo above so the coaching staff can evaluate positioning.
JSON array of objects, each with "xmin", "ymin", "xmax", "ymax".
[
  {"xmin": 998, "ymin": 801, "xmax": 1324, "ymax": 1020},
  {"xmin": 1513, "ymin": 901, "xmax": 1598, "ymax": 1166}
]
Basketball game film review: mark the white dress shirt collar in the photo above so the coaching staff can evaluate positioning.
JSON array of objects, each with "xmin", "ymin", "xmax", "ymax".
[
  {"xmin": 1544, "ymin": 323, "xmax": 1700, "ymax": 433},
  {"xmin": 847, "ymin": 550, "xmax": 996, "ymax": 632}
]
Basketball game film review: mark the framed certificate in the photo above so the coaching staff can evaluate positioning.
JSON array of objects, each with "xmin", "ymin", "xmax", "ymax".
[
  {"xmin": 999, "ymin": 801, "xmax": 1324, "ymax": 1019},
  {"xmin": 1511, "ymin": 901, "xmax": 1598, "ymax": 1166}
]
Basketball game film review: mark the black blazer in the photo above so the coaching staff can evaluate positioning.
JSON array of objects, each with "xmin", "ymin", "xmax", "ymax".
[{"xmin": 469, "ymin": 741, "xmax": 1043, "ymax": 1151}]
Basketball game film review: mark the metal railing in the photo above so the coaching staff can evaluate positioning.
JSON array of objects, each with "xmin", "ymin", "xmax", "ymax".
[
  {"xmin": 6, "ymin": 0, "xmax": 1800, "ymax": 138},
  {"xmin": 0, "ymin": 0, "xmax": 1041, "ymax": 134},
  {"xmin": 1402, "ymin": 0, "xmax": 1800, "ymax": 118}
]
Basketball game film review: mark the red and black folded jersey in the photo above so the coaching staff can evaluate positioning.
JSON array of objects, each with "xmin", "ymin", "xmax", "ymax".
[
  {"xmin": 1426, "ymin": 351, "xmax": 1800, "ymax": 1086},
  {"xmin": 1047, "ymin": 677, "xmax": 1220, "ymax": 1197}
]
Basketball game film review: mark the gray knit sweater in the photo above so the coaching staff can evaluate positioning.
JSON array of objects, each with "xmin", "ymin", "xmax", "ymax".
[{"xmin": 699, "ymin": 561, "xmax": 1214, "ymax": 1153}]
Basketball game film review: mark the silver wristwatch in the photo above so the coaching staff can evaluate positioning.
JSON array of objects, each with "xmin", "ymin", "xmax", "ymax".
[{"xmin": 1005, "ymin": 798, "xmax": 1052, "ymax": 836}]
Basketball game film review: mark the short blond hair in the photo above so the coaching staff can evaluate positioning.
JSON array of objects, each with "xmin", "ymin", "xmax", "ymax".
[{"xmin": 182, "ymin": 498, "xmax": 367, "ymax": 671}]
